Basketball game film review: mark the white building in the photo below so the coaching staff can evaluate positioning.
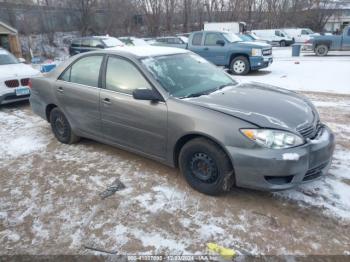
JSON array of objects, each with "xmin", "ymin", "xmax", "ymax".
[{"xmin": 324, "ymin": 1, "xmax": 350, "ymax": 32}]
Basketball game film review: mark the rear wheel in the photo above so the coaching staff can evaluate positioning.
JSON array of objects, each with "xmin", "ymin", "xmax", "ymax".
[
  {"xmin": 179, "ymin": 138, "xmax": 234, "ymax": 196},
  {"xmin": 230, "ymin": 56, "xmax": 250, "ymax": 75},
  {"xmin": 315, "ymin": 45, "xmax": 329, "ymax": 56},
  {"xmin": 50, "ymin": 108, "xmax": 80, "ymax": 144}
]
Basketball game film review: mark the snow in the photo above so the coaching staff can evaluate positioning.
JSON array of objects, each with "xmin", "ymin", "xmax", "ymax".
[
  {"xmin": 282, "ymin": 153, "xmax": 300, "ymax": 161},
  {"xmin": 234, "ymin": 47, "xmax": 350, "ymax": 95}
]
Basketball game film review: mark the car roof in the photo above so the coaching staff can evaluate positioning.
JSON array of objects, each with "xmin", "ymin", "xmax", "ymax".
[{"xmin": 106, "ymin": 46, "xmax": 189, "ymax": 58}]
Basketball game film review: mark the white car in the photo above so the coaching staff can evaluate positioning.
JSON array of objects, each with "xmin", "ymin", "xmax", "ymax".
[
  {"xmin": 251, "ymin": 29, "xmax": 294, "ymax": 47},
  {"xmin": 281, "ymin": 28, "xmax": 320, "ymax": 43},
  {"xmin": 0, "ymin": 48, "xmax": 40, "ymax": 105}
]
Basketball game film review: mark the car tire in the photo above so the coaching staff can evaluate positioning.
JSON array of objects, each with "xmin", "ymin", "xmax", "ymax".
[
  {"xmin": 179, "ymin": 138, "xmax": 234, "ymax": 196},
  {"xmin": 315, "ymin": 45, "xmax": 329, "ymax": 56},
  {"xmin": 280, "ymin": 40, "xmax": 286, "ymax": 47},
  {"xmin": 230, "ymin": 56, "xmax": 250, "ymax": 75},
  {"xmin": 50, "ymin": 108, "xmax": 80, "ymax": 144}
]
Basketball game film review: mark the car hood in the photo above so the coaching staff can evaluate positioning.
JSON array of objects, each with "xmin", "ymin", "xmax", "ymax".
[
  {"xmin": 0, "ymin": 63, "xmax": 39, "ymax": 79},
  {"xmin": 183, "ymin": 83, "xmax": 318, "ymax": 131},
  {"xmin": 233, "ymin": 41, "xmax": 272, "ymax": 49}
]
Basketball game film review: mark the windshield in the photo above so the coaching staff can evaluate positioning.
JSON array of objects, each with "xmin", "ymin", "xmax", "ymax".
[
  {"xmin": 237, "ymin": 34, "xmax": 253, "ymax": 41},
  {"xmin": 0, "ymin": 51, "xmax": 19, "ymax": 65},
  {"xmin": 141, "ymin": 53, "xmax": 237, "ymax": 98},
  {"xmin": 305, "ymin": 29, "xmax": 314, "ymax": 34},
  {"xmin": 223, "ymin": 33, "xmax": 243, "ymax": 42},
  {"xmin": 102, "ymin": 37, "xmax": 124, "ymax": 47}
]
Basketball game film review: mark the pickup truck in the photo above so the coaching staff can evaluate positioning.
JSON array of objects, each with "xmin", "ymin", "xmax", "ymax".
[
  {"xmin": 187, "ymin": 31, "xmax": 273, "ymax": 75},
  {"xmin": 311, "ymin": 26, "xmax": 350, "ymax": 56}
]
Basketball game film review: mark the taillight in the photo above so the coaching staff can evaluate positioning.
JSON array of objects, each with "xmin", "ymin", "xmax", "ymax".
[{"xmin": 28, "ymin": 79, "xmax": 32, "ymax": 89}]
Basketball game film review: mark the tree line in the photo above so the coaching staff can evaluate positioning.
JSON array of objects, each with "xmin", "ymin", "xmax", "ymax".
[{"xmin": 0, "ymin": 0, "xmax": 344, "ymax": 36}]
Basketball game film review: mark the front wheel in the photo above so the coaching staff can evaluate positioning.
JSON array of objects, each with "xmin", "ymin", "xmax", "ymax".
[
  {"xmin": 280, "ymin": 40, "xmax": 286, "ymax": 47},
  {"xmin": 315, "ymin": 45, "xmax": 329, "ymax": 56},
  {"xmin": 50, "ymin": 108, "xmax": 80, "ymax": 144},
  {"xmin": 179, "ymin": 138, "xmax": 234, "ymax": 196},
  {"xmin": 230, "ymin": 56, "xmax": 250, "ymax": 75}
]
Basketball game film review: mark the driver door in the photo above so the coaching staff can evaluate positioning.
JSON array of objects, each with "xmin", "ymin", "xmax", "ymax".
[
  {"xmin": 99, "ymin": 55, "xmax": 168, "ymax": 159},
  {"xmin": 201, "ymin": 32, "xmax": 227, "ymax": 66},
  {"xmin": 342, "ymin": 27, "xmax": 350, "ymax": 50}
]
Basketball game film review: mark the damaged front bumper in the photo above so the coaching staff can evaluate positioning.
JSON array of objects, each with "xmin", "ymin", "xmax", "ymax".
[{"xmin": 226, "ymin": 125, "xmax": 335, "ymax": 191}]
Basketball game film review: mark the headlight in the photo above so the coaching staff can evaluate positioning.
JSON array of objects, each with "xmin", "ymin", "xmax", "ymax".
[
  {"xmin": 241, "ymin": 129, "xmax": 304, "ymax": 149},
  {"xmin": 252, "ymin": 48, "xmax": 262, "ymax": 56}
]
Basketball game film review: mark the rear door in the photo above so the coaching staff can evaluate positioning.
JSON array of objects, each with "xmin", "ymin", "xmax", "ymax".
[
  {"xmin": 56, "ymin": 55, "xmax": 104, "ymax": 137},
  {"xmin": 99, "ymin": 55, "xmax": 168, "ymax": 158},
  {"xmin": 342, "ymin": 27, "xmax": 350, "ymax": 50},
  {"xmin": 189, "ymin": 32, "xmax": 205, "ymax": 57},
  {"xmin": 201, "ymin": 32, "xmax": 227, "ymax": 65}
]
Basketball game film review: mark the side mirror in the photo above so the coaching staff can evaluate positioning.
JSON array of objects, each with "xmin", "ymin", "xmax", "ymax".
[
  {"xmin": 18, "ymin": 58, "xmax": 26, "ymax": 63},
  {"xmin": 133, "ymin": 88, "xmax": 163, "ymax": 102},
  {"xmin": 216, "ymin": 40, "xmax": 225, "ymax": 46}
]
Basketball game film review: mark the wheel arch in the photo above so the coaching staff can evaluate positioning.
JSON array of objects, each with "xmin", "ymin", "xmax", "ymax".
[
  {"xmin": 228, "ymin": 53, "xmax": 250, "ymax": 67},
  {"xmin": 173, "ymin": 132, "xmax": 234, "ymax": 170},
  {"xmin": 45, "ymin": 104, "xmax": 58, "ymax": 122},
  {"xmin": 314, "ymin": 40, "xmax": 332, "ymax": 48}
]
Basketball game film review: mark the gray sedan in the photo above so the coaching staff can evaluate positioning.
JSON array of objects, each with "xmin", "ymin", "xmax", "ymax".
[{"xmin": 30, "ymin": 46, "xmax": 335, "ymax": 195}]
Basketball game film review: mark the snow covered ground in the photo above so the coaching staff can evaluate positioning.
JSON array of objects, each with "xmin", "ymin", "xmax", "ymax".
[
  {"xmin": 0, "ymin": 48, "xmax": 350, "ymax": 257},
  {"xmin": 234, "ymin": 47, "xmax": 350, "ymax": 95}
]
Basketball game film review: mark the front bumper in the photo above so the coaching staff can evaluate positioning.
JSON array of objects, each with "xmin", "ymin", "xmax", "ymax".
[
  {"xmin": 227, "ymin": 125, "xmax": 335, "ymax": 191},
  {"xmin": 0, "ymin": 89, "xmax": 30, "ymax": 105},
  {"xmin": 250, "ymin": 56, "xmax": 273, "ymax": 70}
]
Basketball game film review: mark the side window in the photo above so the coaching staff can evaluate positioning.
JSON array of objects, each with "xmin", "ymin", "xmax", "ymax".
[
  {"xmin": 301, "ymin": 30, "xmax": 308, "ymax": 35},
  {"xmin": 204, "ymin": 33, "xmax": 222, "ymax": 45},
  {"xmin": 71, "ymin": 40, "xmax": 81, "ymax": 48},
  {"xmin": 275, "ymin": 31, "xmax": 281, "ymax": 37},
  {"xmin": 106, "ymin": 56, "xmax": 152, "ymax": 95},
  {"xmin": 61, "ymin": 55, "xmax": 103, "ymax": 87},
  {"xmin": 192, "ymin": 33, "xmax": 203, "ymax": 46},
  {"xmin": 91, "ymin": 39, "xmax": 103, "ymax": 48},
  {"xmin": 81, "ymin": 39, "xmax": 90, "ymax": 48}
]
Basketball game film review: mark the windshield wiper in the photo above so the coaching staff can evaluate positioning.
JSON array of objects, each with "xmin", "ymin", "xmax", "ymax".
[{"xmin": 180, "ymin": 84, "xmax": 234, "ymax": 99}]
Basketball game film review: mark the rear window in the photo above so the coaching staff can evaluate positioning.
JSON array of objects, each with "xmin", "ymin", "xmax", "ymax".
[
  {"xmin": 0, "ymin": 50, "xmax": 19, "ymax": 65},
  {"xmin": 71, "ymin": 39, "xmax": 81, "ymax": 47},
  {"xmin": 192, "ymin": 33, "xmax": 203, "ymax": 46}
]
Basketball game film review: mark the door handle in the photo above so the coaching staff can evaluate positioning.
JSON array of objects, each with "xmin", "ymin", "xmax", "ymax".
[
  {"xmin": 57, "ymin": 87, "xmax": 64, "ymax": 93},
  {"xmin": 103, "ymin": 98, "xmax": 111, "ymax": 105}
]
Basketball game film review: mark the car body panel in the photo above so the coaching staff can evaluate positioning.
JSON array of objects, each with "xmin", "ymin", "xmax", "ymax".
[{"xmin": 30, "ymin": 47, "xmax": 335, "ymax": 191}]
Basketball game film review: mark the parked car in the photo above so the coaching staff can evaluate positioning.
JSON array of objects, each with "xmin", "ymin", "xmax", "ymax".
[
  {"xmin": 251, "ymin": 29, "xmax": 294, "ymax": 46},
  {"xmin": 118, "ymin": 37, "xmax": 149, "ymax": 46},
  {"xmin": 151, "ymin": 36, "xmax": 188, "ymax": 49},
  {"xmin": 281, "ymin": 28, "xmax": 320, "ymax": 43},
  {"xmin": 30, "ymin": 46, "xmax": 335, "ymax": 195},
  {"xmin": 237, "ymin": 33, "xmax": 269, "ymax": 44},
  {"xmin": 0, "ymin": 48, "xmax": 40, "ymax": 105},
  {"xmin": 187, "ymin": 31, "xmax": 273, "ymax": 75},
  {"xmin": 69, "ymin": 36, "xmax": 124, "ymax": 56},
  {"xmin": 310, "ymin": 25, "xmax": 350, "ymax": 56}
]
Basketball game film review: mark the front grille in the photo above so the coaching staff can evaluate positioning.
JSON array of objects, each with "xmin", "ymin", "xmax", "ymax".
[
  {"xmin": 297, "ymin": 123, "xmax": 322, "ymax": 140},
  {"xmin": 21, "ymin": 78, "xmax": 30, "ymax": 86},
  {"xmin": 263, "ymin": 49, "xmax": 272, "ymax": 56},
  {"xmin": 303, "ymin": 162, "xmax": 329, "ymax": 181},
  {"xmin": 5, "ymin": 79, "xmax": 19, "ymax": 88}
]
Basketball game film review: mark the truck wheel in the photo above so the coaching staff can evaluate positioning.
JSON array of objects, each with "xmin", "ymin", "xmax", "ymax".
[
  {"xmin": 230, "ymin": 56, "xmax": 250, "ymax": 75},
  {"xmin": 50, "ymin": 108, "xmax": 80, "ymax": 144},
  {"xmin": 315, "ymin": 45, "xmax": 329, "ymax": 56},
  {"xmin": 179, "ymin": 137, "xmax": 234, "ymax": 196},
  {"xmin": 280, "ymin": 40, "xmax": 286, "ymax": 47}
]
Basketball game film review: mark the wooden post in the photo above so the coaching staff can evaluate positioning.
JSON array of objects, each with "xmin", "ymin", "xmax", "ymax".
[{"xmin": 8, "ymin": 34, "xmax": 22, "ymax": 58}]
